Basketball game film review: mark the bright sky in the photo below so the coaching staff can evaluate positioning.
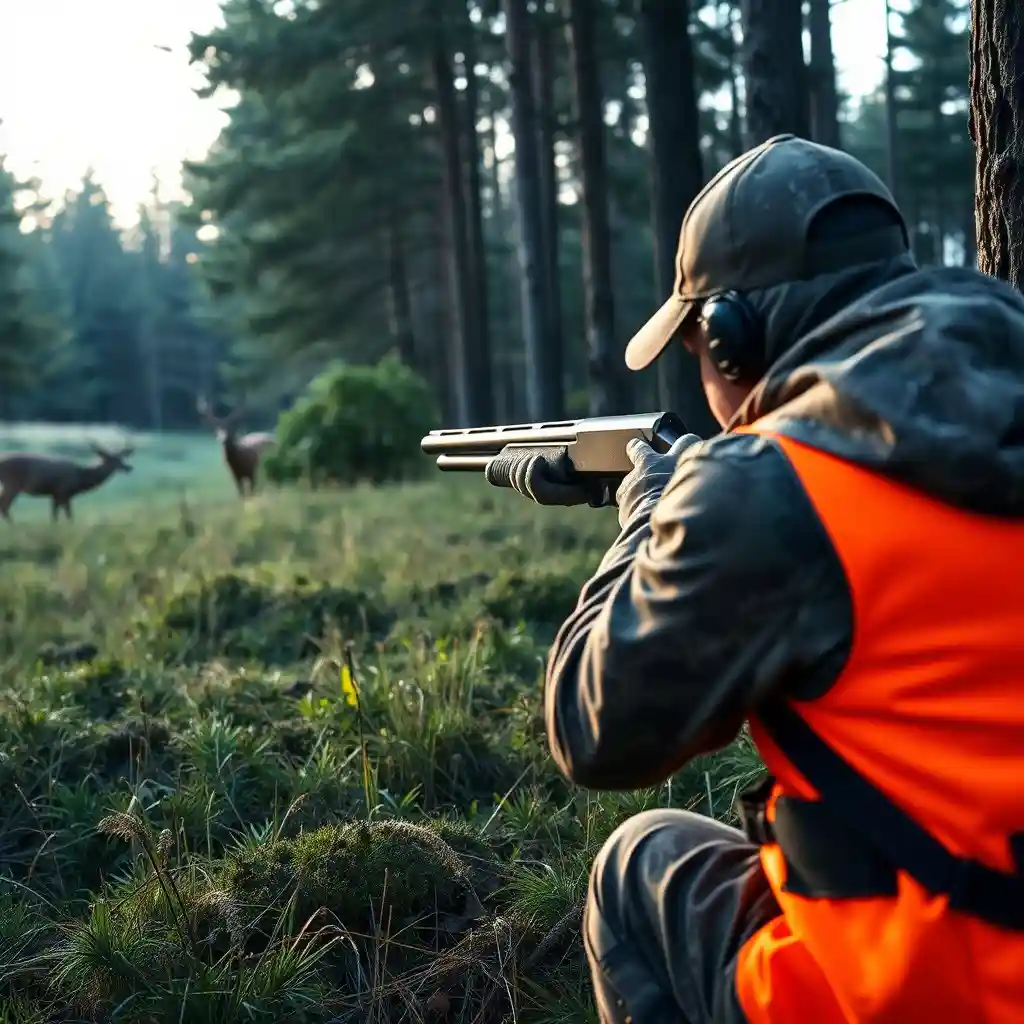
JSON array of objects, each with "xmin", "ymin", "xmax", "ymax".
[{"xmin": 0, "ymin": 0, "xmax": 891, "ymax": 227}]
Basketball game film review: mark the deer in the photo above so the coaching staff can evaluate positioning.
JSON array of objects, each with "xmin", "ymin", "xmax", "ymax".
[
  {"xmin": 197, "ymin": 396, "xmax": 276, "ymax": 498},
  {"xmin": 0, "ymin": 442, "xmax": 134, "ymax": 522}
]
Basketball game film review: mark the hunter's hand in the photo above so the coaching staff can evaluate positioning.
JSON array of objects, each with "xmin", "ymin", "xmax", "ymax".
[
  {"xmin": 484, "ymin": 447, "xmax": 599, "ymax": 507},
  {"xmin": 615, "ymin": 434, "xmax": 703, "ymax": 528}
]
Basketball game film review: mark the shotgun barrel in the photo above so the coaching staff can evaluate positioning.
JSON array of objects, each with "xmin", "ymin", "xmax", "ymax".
[{"xmin": 421, "ymin": 411, "xmax": 687, "ymax": 482}]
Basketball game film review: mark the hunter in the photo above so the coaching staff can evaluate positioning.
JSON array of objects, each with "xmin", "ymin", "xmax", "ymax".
[{"xmin": 495, "ymin": 134, "xmax": 1024, "ymax": 1023}]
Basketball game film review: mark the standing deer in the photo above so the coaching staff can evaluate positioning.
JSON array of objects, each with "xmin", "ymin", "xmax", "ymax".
[
  {"xmin": 197, "ymin": 396, "xmax": 276, "ymax": 497},
  {"xmin": 0, "ymin": 442, "xmax": 134, "ymax": 522}
]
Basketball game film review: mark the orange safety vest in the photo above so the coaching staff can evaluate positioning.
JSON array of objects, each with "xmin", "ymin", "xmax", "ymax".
[{"xmin": 730, "ymin": 428, "xmax": 1024, "ymax": 1024}]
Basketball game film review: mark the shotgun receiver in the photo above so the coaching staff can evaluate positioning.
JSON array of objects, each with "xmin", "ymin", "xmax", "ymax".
[{"xmin": 420, "ymin": 411, "xmax": 687, "ymax": 504}]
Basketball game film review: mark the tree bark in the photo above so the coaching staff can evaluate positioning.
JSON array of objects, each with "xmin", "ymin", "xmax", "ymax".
[
  {"xmin": 460, "ymin": 32, "xmax": 495, "ymax": 422},
  {"xmin": 807, "ymin": 0, "xmax": 841, "ymax": 149},
  {"xmin": 969, "ymin": 0, "xmax": 1024, "ymax": 289},
  {"xmin": 432, "ymin": 36, "xmax": 489, "ymax": 424},
  {"xmin": 503, "ymin": 0, "xmax": 561, "ymax": 419},
  {"xmin": 565, "ymin": 0, "xmax": 630, "ymax": 416},
  {"xmin": 739, "ymin": 0, "xmax": 811, "ymax": 146},
  {"xmin": 638, "ymin": 0, "xmax": 716, "ymax": 435},
  {"xmin": 532, "ymin": 12, "xmax": 565, "ymax": 416}
]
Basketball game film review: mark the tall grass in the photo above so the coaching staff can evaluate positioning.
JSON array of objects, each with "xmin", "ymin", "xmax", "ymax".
[{"xmin": 0, "ymin": 434, "xmax": 764, "ymax": 1022}]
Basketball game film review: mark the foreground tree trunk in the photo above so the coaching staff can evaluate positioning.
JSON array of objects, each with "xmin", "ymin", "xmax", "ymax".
[
  {"xmin": 504, "ymin": 0, "xmax": 562, "ymax": 419},
  {"xmin": 638, "ymin": 0, "xmax": 716, "ymax": 435},
  {"xmin": 807, "ymin": 0, "xmax": 841, "ymax": 149},
  {"xmin": 565, "ymin": 0, "xmax": 630, "ymax": 415},
  {"xmin": 432, "ymin": 33, "xmax": 490, "ymax": 425},
  {"xmin": 740, "ymin": 0, "xmax": 811, "ymax": 145},
  {"xmin": 969, "ymin": 0, "xmax": 1024, "ymax": 289}
]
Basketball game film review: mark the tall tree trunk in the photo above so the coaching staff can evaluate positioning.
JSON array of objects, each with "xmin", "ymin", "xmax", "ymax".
[
  {"xmin": 722, "ymin": 2, "xmax": 744, "ymax": 158},
  {"xmin": 504, "ymin": 0, "xmax": 561, "ymax": 419},
  {"xmin": 807, "ymin": 0, "xmax": 841, "ymax": 149},
  {"xmin": 638, "ymin": 0, "xmax": 716, "ymax": 435},
  {"xmin": 565, "ymin": 0, "xmax": 630, "ymax": 416},
  {"xmin": 432, "ymin": 32, "xmax": 489, "ymax": 425},
  {"xmin": 433, "ymin": 193, "xmax": 456, "ymax": 424},
  {"xmin": 739, "ymin": 0, "xmax": 810, "ymax": 145},
  {"xmin": 532, "ymin": 12, "xmax": 565, "ymax": 415},
  {"xmin": 460, "ymin": 34, "xmax": 495, "ymax": 423},
  {"xmin": 385, "ymin": 221, "xmax": 417, "ymax": 368},
  {"xmin": 481, "ymin": 101, "xmax": 520, "ymax": 421},
  {"xmin": 883, "ymin": 0, "xmax": 901, "ymax": 206},
  {"xmin": 970, "ymin": 0, "xmax": 1024, "ymax": 289}
]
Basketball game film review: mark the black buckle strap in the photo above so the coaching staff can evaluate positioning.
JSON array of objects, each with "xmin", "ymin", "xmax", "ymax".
[
  {"xmin": 737, "ymin": 774, "xmax": 776, "ymax": 845},
  {"xmin": 750, "ymin": 700, "xmax": 1024, "ymax": 932}
]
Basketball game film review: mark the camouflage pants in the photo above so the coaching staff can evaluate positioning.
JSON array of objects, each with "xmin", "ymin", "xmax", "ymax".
[{"xmin": 583, "ymin": 809, "xmax": 779, "ymax": 1024}]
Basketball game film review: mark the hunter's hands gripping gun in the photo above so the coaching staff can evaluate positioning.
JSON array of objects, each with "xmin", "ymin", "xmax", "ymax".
[{"xmin": 420, "ymin": 411, "xmax": 687, "ymax": 506}]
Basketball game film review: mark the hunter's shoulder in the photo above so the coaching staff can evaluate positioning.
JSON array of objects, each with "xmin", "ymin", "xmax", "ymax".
[
  {"xmin": 653, "ymin": 430, "xmax": 818, "ymax": 548},
  {"xmin": 664, "ymin": 429, "xmax": 796, "ymax": 492}
]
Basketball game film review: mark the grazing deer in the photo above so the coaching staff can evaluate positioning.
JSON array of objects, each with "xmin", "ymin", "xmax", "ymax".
[
  {"xmin": 0, "ymin": 442, "xmax": 134, "ymax": 522},
  {"xmin": 197, "ymin": 396, "xmax": 276, "ymax": 497}
]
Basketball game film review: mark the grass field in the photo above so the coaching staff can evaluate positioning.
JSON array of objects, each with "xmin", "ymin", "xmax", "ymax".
[{"xmin": 0, "ymin": 427, "xmax": 763, "ymax": 1023}]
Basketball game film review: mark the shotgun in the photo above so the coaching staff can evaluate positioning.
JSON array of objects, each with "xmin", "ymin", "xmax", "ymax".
[{"xmin": 420, "ymin": 411, "xmax": 687, "ymax": 505}]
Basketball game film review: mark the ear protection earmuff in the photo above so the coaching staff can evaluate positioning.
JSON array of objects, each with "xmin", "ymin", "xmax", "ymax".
[{"xmin": 698, "ymin": 290, "xmax": 766, "ymax": 385}]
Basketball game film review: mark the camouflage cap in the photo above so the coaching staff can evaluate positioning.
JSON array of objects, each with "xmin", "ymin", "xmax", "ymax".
[{"xmin": 625, "ymin": 134, "xmax": 910, "ymax": 371}]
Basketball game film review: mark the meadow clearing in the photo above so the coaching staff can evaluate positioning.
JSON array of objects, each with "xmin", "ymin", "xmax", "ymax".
[{"xmin": 0, "ymin": 425, "xmax": 763, "ymax": 1023}]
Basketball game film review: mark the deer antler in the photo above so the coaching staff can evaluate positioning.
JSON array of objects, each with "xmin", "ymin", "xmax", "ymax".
[{"xmin": 196, "ymin": 395, "xmax": 221, "ymax": 429}]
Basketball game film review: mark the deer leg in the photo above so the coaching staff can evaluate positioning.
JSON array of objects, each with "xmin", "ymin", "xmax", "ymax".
[
  {"xmin": 51, "ymin": 498, "xmax": 60, "ymax": 523},
  {"xmin": 0, "ymin": 487, "xmax": 16, "ymax": 521},
  {"xmin": 63, "ymin": 502, "xmax": 73, "ymax": 521}
]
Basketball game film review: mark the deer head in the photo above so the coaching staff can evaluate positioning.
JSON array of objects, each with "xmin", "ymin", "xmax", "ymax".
[
  {"xmin": 197, "ymin": 395, "xmax": 247, "ymax": 442},
  {"xmin": 89, "ymin": 442, "xmax": 134, "ymax": 474}
]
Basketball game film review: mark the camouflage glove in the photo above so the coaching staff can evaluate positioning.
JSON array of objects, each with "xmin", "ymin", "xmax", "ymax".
[
  {"xmin": 484, "ymin": 445, "xmax": 610, "ymax": 507},
  {"xmin": 615, "ymin": 434, "xmax": 703, "ymax": 529}
]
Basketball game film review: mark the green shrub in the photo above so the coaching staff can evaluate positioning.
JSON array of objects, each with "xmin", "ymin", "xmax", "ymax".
[{"xmin": 263, "ymin": 355, "xmax": 440, "ymax": 486}]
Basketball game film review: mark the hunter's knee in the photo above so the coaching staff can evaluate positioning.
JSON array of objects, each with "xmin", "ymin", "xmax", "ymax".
[
  {"xmin": 587, "ymin": 808, "xmax": 757, "ymax": 946},
  {"xmin": 589, "ymin": 810, "xmax": 702, "ymax": 940}
]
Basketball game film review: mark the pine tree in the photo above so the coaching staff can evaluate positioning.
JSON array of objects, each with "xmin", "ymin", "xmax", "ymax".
[{"xmin": 0, "ymin": 158, "xmax": 64, "ymax": 404}]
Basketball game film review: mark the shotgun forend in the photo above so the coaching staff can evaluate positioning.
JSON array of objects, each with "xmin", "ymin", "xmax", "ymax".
[{"xmin": 420, "ymin": 411, "xmax": 688, "ymax": 500}]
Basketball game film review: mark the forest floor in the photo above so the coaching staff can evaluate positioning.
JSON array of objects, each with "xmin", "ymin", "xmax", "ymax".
[{"xmin": 0, "ymin": 432, "xmax": 763, "ymax": 1023}]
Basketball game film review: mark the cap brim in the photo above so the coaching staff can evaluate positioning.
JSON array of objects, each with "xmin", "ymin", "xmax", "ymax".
[{"xmin": 624, "ymin": 295, "xmax": 696, "ymax": 371}]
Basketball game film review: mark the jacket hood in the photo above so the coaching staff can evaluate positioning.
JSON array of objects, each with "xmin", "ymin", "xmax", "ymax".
[{"xmin": 737, "ymin": 265, "xmax": 1024, "ymax": 516}]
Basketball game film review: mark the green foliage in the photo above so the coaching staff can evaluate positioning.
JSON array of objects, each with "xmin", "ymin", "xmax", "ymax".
[
  {"xmin": 841, "ymin": 0, "xmax": 974, "ymax": 266},
  {"xmin": 0, "ymin": 157, "xmax": 66, "ymax": 398},
  {"xmin": 264, "ymin": 355, "xmax": 440, "ymax": 486}
]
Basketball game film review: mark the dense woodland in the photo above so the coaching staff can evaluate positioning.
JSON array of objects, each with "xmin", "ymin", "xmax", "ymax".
[{"xmin": 0, "ymin": 0, "xmax": 977, "ymax": 433}]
